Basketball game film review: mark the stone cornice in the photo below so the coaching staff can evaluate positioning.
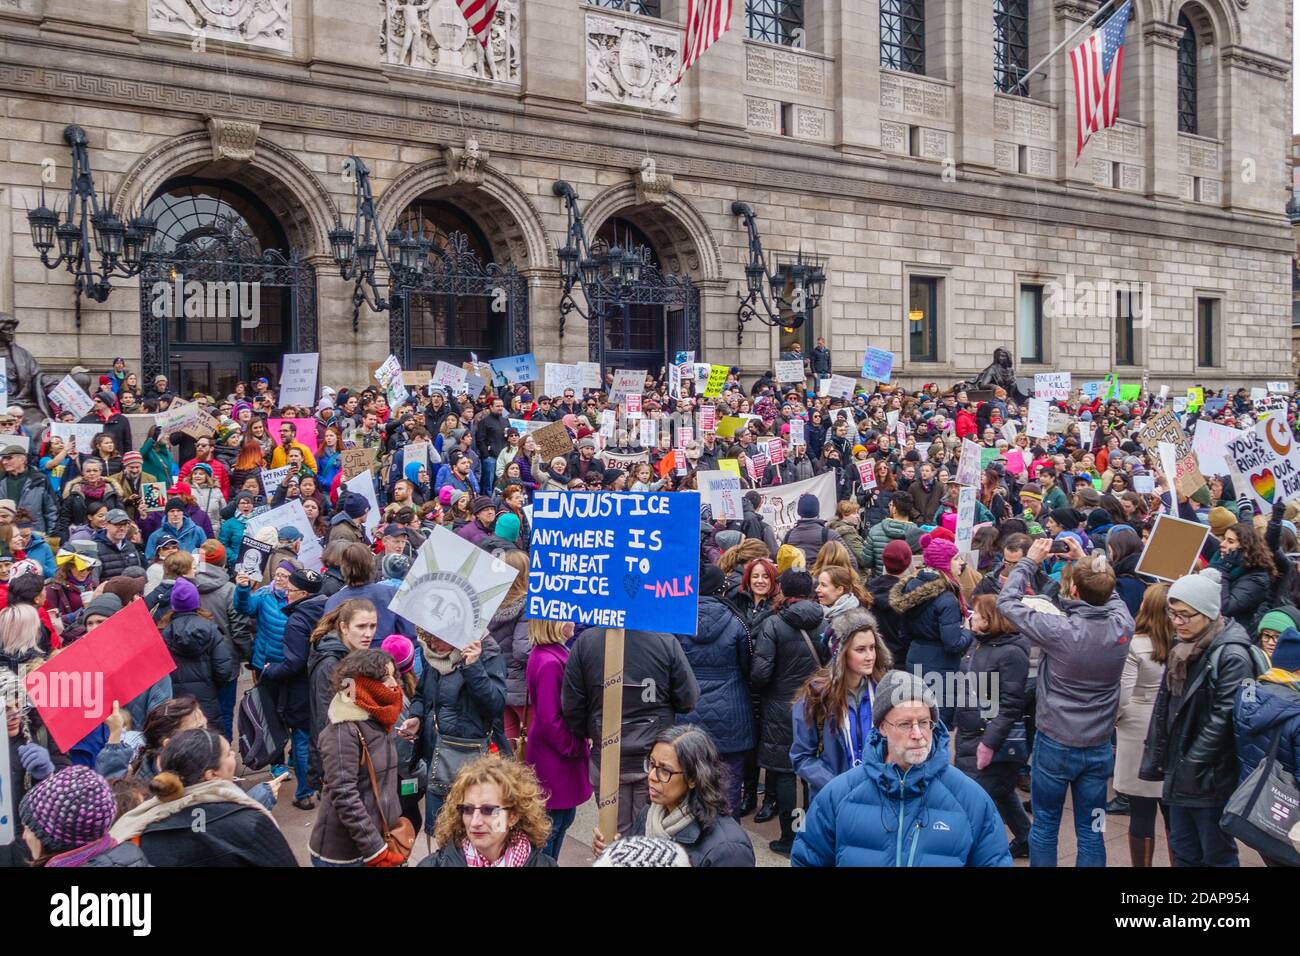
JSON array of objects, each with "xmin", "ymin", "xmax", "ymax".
[
  {"xmin": 0, "ymin": 56, "xmax": 1290, "ymax": 257},
  {"xmin": 1220, "ymin": 45, "xmax": 1290, "ymax": 80}
]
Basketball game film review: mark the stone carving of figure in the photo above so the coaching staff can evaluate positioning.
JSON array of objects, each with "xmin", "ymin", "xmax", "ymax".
[
  {"xmin": 153, "ymin": 0, "xmax": 201, "ymax": 30},
  {"xmin": 0, "ymin": 315, "xmax": 52, "ymax": 428},
  {"xmin": 964, "ymin": 347, "xmax": 1029, "ymax": 404},
  {"xmin": 394, "ymin": 0, "xmax": 434, "ymax": 67},
  {"xmin": 243, "ymin": 0, "xmax": 289, "ymax": 46}
]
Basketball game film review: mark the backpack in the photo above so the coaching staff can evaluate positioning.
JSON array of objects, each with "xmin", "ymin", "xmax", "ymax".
[
  {"xmin": 236, "ymin": 680, "xmax": 289, "ymax": 771},
  {"xmin": 1207, "ymin": 640, "xmax": 1271, "ymax": 684}
]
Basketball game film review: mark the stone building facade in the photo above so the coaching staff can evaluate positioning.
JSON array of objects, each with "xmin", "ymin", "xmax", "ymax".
[{"xmin": 0, "ymin": 0, "xmax": 1291, "ymax": 396}]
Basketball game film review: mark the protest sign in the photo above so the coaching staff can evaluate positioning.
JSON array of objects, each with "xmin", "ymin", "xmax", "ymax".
[
  {"xmin": 235, "ymin": 548, "xmax": 264, "ymax": 579},
  {"xmin": 703, "ymin": 364, "xmax": 729, "ymax": 399},
  {"xmin": 577, "ymin": 362, "xmax": 602, "ymax": 390},
  {"xmin": 1001, "ymin": 422, "xmax": 1018, "ymax": 446},
  {"xmin": 1187, "ymin": 387, "xmax": 1204, "ymax": 411},
  {"xmin": 603, "ymin": 450, "xmax": 649, "ymax": 470},
  {"xmin": 639, "ymin": 418, "xmax": 658, "ymax": 448},
  {"xmin": 699, "ymin": 404, "xmax": 716, "ymax": 434},
  {"xmin": 625, "ymin": 393, "xmax": 642, "ymax": 416},
  {"xmin": 389, "ymin": 524, "xmax": 520, "ymax": 649},
  {"xmin": 747, "ymin": 452, "xmax": 768, "ymax": 481},
  {"xmin": 716, "ymin": 416, "xmax": 748, "ymax": 439},
  {"xmin": 656, "ymin": 451, "xmax": 678, "ymax": 478},
  {"xmin": 156, "ymin": 400, "xmax": 201, "ymax": 437},
  {"xmin": 1132, "ymin": 475, "xmax": 1155, "ymax": 494},
  {"xmin": 719, "ymin": 458, "xmax": 741, "ymax": 480},
  {"xmin": 465, "ymin": 373, "xmax": 487, "ymax": 400},
  {"xmin": 278, "ymin": 353, "xmax": 319, "ymax": 408},
  {"xmin": 955, "ymin": 439, "xmax": 982, "ymax": 486},
  {"xmin": 490, "ymin": 353, "xmax": 538, "ymax": 386},
  {"xmin": 432, "ymin": 361, "xmax": 467, "ymax": 390},
  {"xmin": 955, "ymin": 485, "xmax": 977, "ymax": 554},
  {"xmin": 260, "ymin": 465, "xmax": 292, "ymax": 491},
  {"xmin": 533, "ymin": 421, "xmax": 574, "ymax": 462},
  {"xmin": 267, "ymin": 418, "xmax": 318, "ymax": 455},
  {"xmin": 404, "ymin": 441, "xmax": 431, "ymax": 471},
  {"xmin": 1136, "ymin": 514, "xmax": 1210, "ymax": 583},
  {"xmin": 610, "ymin": 369, "xmax": 647, "ymax": 403},
  {"xmin": 1251, "ymin": 387, "xmax": 1267, "ymax": 403},
  {"xmin": 667, "ymin": 363, "xmax": 686, "ymax": 400},
  {"xmin": 861, "ymin": 347, "xmax": 894, "ymax": 383},
  {"xmin": 1033, "ymin": 372, "xmax": 1071, "ymax": 401},
  {"xmin": 22, "ymin": 600, "xmax": 174, "ymax": 752},
  {"xmin": 1119, "ymin": 384, "xmax": 1140, "ymax": 401},
  {"xmin": 1080, "ymin": 381, "xmax": 1101, "ymax": 399},
  {"xmin": 1223, "ymin": 416, "xmax": 1300, "ymax": 511},
  {"xmin": 1172, "ymin": 397, "xmax": 1188, "ymax": 413},
  {"xmin": 1268, "ymin": 381, "xmax": 1291, "ymax": 394},
  {"xmin": 886, "ymin": 410, "xmax": 900, "ymax": 431},
  {"xmin": 980, "ymin": 447, "xmax": 1001, "ymax": 469},
  {"xmin": 1046, "ymin": 408, "xmax": 1070, "ymax": 434},
  {"xmin": 856, "ymin": 459, "xmax": 877, "ymax": 490},
  {"xmin": 826, "ymin": 374, "xmax": 855, "ymax": 400},
  {"xmin": 49, "ymin": 422, "xmax": 101, "ymax": 452},
  {"xmin": 344, "ymin": 470, "xmax": 381, "ymax": 536},
  {"xmin": 679, "ymin": 424, "xmax": 694, "ymax": 445},
  {"xmin": 544, "ymin": 363, "xmax": 584, "ymax": 398},
  {"xmin": 817, "ymin": 378, "xmax": 830, "ymax": 398},
  {"xmin": 141, "ymin": 481, "xmax": 168, "ymax": 513},
  {"xmin": 1204, "ymin": 397, "xmax": 1227, "ymax": 414},
  {"xmin": 599, "ymin": 410, "xmax": 616, "ymax": 439},
  {"xmin": 1137, "ymin": 406, "xmax": 1206, "ymax": 499},
  {"xmin": 775, "ymin": 360, "xmax": 805, "ymax": 384},
  {"xmin": 401, "ymin": 369, "xmax": 432, "ymax": 388},
  {"xmin": 244, "ymin": 500, "xmax": 323, "ymax": 570},
  {"xmin": 527, "ymin": 490, "xmax": 700, "ymax": 634},
  {"xmin": 767, "ymin": 438, "xmax": 785, "ymax": 465},
  {"xmin": 375, "ymin": 354, "xmax": 402, "ymax": 386},
  {"xmin": 341, "ymin": 445, "xmax": 377, "ymax": 481},
  {"xmin": 789, "ymin": 418, "xmax": 805, "ymax": 446},
  {"xmin": 49, "ymin": 375, "xmax": 94, "ymax": 420},
  {"xmin": 1157, "ymin": 442, "xmax": 1179, "ymax": 515},
  {"xmin": 754, "ymin": 472, "xmax": 836, "ymax": 535},
  {"xmin": 1191, "ymin": 420, "xmax": 1244, "ymax": 476},
  {"xmin": 675, "ymin": 351, "xmax": 695, "ymax": 366},
  {"xmin": 180, "ymin": 405, "xmax": 219, "ymax": 441}
]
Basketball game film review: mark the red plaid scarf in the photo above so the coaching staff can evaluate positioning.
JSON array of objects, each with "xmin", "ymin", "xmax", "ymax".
[{"xmin": 462, "ymin": 830, "xmax": 532, "ymax": 868}]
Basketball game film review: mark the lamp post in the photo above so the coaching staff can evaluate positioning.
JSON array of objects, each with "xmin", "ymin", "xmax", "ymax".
[
  {"xmin": 26, "ymin": 125, "xmax": 158, "ymax": 328},
  {"xmin": 731, "ymin": 201, "xmax": 826, "ymax": 345}
]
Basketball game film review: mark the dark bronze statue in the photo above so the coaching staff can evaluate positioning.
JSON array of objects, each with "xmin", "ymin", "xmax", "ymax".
[
  {"xmin": 955, "ymin": 347, "xmax": 1030, "ymax": 405},
  {"xmin": 0, "ymin": 314, "xmax": 52, "ymax": 428}
]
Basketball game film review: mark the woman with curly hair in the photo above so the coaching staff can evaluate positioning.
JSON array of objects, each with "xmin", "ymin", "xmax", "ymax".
[
  {"xmin": 1212, "ymin": 520, "xmax": 1279, "ymax": 633},
  {"xmin": 418, "ymin": 754, "xmax": 556, "ymax": 867}
]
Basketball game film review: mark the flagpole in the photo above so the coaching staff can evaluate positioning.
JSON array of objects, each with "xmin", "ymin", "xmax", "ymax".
[{"xmin": 1009, "ymin": 0, "xmax": 1120, "ymax": 94}]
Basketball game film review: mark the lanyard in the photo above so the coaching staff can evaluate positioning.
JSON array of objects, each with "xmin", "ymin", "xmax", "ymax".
[{"xmin": 847, "ymin": 681, "xmax": 873, "ymax": 767}]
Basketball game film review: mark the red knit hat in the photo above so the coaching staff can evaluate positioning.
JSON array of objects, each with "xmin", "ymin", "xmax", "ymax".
[
  {"xmin": 882, "ymin": 540, "xmax": 913, "ymax": 575},
  {"xmin": 926, "ymin": 526, "xmax": 955, "ymax": 543}
]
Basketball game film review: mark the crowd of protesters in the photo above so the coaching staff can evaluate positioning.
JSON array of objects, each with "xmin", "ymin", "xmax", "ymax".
[{"xmin": 4, "ymin": 350, "xmax": 1300, "ymax": 868}]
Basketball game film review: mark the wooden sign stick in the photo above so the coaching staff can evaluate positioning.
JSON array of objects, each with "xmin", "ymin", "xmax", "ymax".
[{"xmin": 597, "ymin": 627, "xmax": 625, "ymax": 845}]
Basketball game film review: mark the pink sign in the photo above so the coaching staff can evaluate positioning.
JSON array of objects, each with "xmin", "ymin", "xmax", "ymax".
[
  {"xmin": 700, "ymin": 405, "xmax": 717, "ymax": 433},
  {"xmin": 767, "ymin": 439, "xmax": 785, "ymax": 465},
  {"xmin": 267, "ymin": 417, "xmax": 319, "ymax": 454}
]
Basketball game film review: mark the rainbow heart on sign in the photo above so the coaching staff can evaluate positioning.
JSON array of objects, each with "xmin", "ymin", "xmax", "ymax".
[{"xmin": 1251, "ymin": 469, "xmax": 1276, "ymax": 504}]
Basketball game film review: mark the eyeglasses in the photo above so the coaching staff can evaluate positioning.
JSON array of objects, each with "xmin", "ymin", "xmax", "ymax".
[
  {"xmin": 883, "ymin": 718, "xmax": 935, "ymax": 734},
  {"xmin": 458, "ymin": 804, "xmax": 510, "ymax": 820},
  {"xmin": 1166, "ymin": 608, "xmax": 1201, "ymax": 624},
  {"xmin": 644, "ymin": 757, "xmax": 686, "ymax": 783}
]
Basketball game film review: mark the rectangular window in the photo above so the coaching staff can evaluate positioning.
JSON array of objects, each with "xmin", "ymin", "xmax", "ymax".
[
  {"xmin": 994, "ymin": 0, "xmax": 1029, "ymax": 95},
  {"xmin": 881, "ymin": 0, "xmax": 925, "ymax": 75},
  {"xmin": 1197, "ymin": 297, "xmax": 1220, "ymax": 367},
  {"xmin": 746, "ymin": 0, "xmax": 804, "ymax": 46},
  {"xmin": 908, "ymin": 276, "xmax": 939, "ymax": 362},
  {"xmin": 1018, "ymin": 284, "xmax": 1044, "ymax": 364},
  {"xmin": 1115, "ymin": 289, "xmax": 1141, "ymax": 366},
  {"xmin": 586, "ymin": 0, "xmax": 661, "ymax": 16}
]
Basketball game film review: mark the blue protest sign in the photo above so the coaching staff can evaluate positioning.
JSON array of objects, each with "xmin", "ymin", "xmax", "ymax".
[
  {"xmin": 527, "ymin": 490, "xmax": 700, "ymax": 635},
  {"xmin": 1080, "ymin": 381, "xmax": 1101, "ymax": 399},
  {"xmin": 489, "ymin": 353, "xmax": 538, "ymax": 386},
  {"xmin": 861, "ymin": 347, "xmax": 894, "ymax": 383},
  {"xmin": 1203, "ymin": 397, "xmax": 1227, "ymax": 413}
]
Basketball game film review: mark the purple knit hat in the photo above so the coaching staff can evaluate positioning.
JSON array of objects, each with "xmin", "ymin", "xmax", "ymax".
[
  {"xmin": 19, "ymin": 766, "xmax": 116, "ymax": 853},
  {"xmin": 920, "ymin": 532, "xmax": 959, "ymax": 573},
  {"xmin": 170, "ymin": 576, "xmax": 201, "ymax": 613}
]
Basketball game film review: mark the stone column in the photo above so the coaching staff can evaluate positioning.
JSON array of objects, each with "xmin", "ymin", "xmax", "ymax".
[
  {"xmin": 520, "ymin": 0, "xmax": 586, "ymax": 114},
  {"xmin": 1141, "ymin": 20, "xmax": 1181, "ymax": 204},
  {"xmin": 1221, "ymin": 51, "xmax": 1290, "ymax": 215},
  {"xmin": 952, "ymin": 0, "xmax": 996, "ymax": 173},
  {"xmin": 820, "ymin": 0, "xmax": 880, "ymax": 156},
  {"xmin": 1051, "ymin": 1, "xmax": 1096, "ymax": 186},
  {"xmin": 687, "ymin": 0, "xmax": 746, "ymax": 135}
]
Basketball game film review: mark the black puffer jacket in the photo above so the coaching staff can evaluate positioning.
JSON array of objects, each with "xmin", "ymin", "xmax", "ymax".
[
  {"xmin": 409, "ymin": 636, "xmax": 509, "ymax": 762},
  {"xmin": 162, "ymin": 610, "xmax": 237, "ymax": 726},
  {"xmin": 487, "ymin": 597, "xmax": 528, "ymax": 708},
  {"xmin": 1139, "ymin": 620, "xmax": 1262, "ymax": 808},
  {"xmin": 1215, "ymin": 555, "xmax": 1274, "ymax": 635},
  {"xmin": 92, "ymin": 529, "xmax": 144, "ymax": 579},
  {"xmin": 307, "ymin": 633, "xmax": 349, "ymax": 747},
  {"xmin": 953, "ymin": 632, "xmax": 1031, "ymax": 772},
  {"xmin": 866, "ymin": 573, "xmax": 905, "ymax": 663},
  {"xmin": 676, "ymin": 595, "xmax": 754, "ymax": 754},
  {"xmin": 749, "ymin": 598, "xmax": 826, "ymax": 770}
]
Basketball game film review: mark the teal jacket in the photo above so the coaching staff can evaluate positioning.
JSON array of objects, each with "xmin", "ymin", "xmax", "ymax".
[{"xmin": 235, "ymin": 583, "xmax": 290, "ymax": 671}]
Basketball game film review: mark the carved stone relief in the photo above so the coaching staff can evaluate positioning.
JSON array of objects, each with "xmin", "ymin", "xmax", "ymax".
[
  {"xmin": 586, "ymin": 13, "xmax": 680, "ymax": 114},
  {"xmin": 994, "ymin": 141, "xmax": 1017, "ymax": 172},
  {"xmin": 381, "ymin": 0, "xmax": 520, "ymax": 84},
  {"xmin": 879, "ymin": 71, "xmax": 950, "ymax": 122},
  {"xmin": 442, "ymin": 138, "xmax": 489, "ymax": 186},
  {"xmin": 745, "ymin": 45, "xmax": 826, "ymax": 97},
  {"xmin": 207, "ymin": 117, "xmax": 259, "ymax": 162},
  {"xmin": 148, "ymin": 0, "xmax": 292, "ymax": 53},
  {"xmin": 880, "ymin": 122, "xmax": 908, "ymax": 155},
  {"xmin": 745, "ymin": 96, "xmax": 780, "ymax": 134}
]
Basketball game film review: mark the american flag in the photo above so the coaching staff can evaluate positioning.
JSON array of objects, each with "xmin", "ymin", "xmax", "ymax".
[
  {"xmin": 675, "ymin": 0, "xmax": 733, "ymax": 83},
  {"xmin": 457, "ymin": 0, "xmax": 499, "ymax": 49},
  {"xmin": 1069, "ymin": 0, "xmax": 1132, "ymax": 161}
]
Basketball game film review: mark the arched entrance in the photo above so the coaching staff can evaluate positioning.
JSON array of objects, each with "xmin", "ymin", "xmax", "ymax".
[{"xmin": 138, "ymin": 176, "xmax": 317, "ymax": 396}]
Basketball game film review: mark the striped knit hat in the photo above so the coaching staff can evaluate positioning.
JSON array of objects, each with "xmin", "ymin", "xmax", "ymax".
[
  {"xmin": 592, "ymin": 836, "xmax": 691, "ymax": 867},
  {"xmin": 19, "ymin": 766, "xmax": 117, "ymax": 853}
]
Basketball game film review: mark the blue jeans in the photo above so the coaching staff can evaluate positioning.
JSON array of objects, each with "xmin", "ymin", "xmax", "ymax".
[
  {"xmin": 481, "ymin": 456, "xmax": 496, "ymax": 496},
  {"xmin": 1168, "ymin": 804, "xmax": 1239, "ymax": 867},
  {"xmin": 719, "ymin": 751, "xmax": 747, "ymax": 821},
  {"xmin": 310, "ymin": 856, "xmax": 363, "ymax": 867},
  {"xmin": 1028, "ymin": 731, "xmax": 1112, "ymax": 867},
  {"xmin": 290, "ymin": 729, "xmax": 312, "ymax": 801},
  {"xmin": 543, "ymin": 806, "xmax": 577, "ymax": 860}
]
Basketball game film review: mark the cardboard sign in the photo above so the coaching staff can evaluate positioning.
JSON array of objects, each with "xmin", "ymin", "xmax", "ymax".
[
  {"xmin": 267, "ymin": 418, "xmax": 318, "ymax": 455},
  {"xmin": 1137, "ymin": 406, "xmax": 1206, "ymax": 499},
  {"xmin": 775, "ymin": 360, "xmax": 805, "ymax": 384},
  {"xmin": 861, "ymin": 347, "xmax": 894, "ymax": 383},
  {"xmin": 389, "ymin": 524, "xmax": 521, "ymax": 649},
  {"xmin": 533, "ymin": 421, "xmax": 574, "ymax": 463},
  {"xmin": 1223, "ymin": 416, "xmax": 1300, "ymax": 511},
  {"xmin": 433, "ymin": 361, "xmax": 467, "ymax": 390},
  {"xmin": 610, "ymin": 369, "xmax": 647, "ymax": 403},
  {"xmin": 49, "ymin": 422, "xmax": 101, "ymax": 452},
  {"xmin": 955, "ymin": 439, "xmax": 982, "ymax": 486},
  {"xmin": 49, "ymin": 374, "xmax": 95, "ymax": 420},
  {"xmin": 141, "ymin": 481, "xmax": 169, "ymax": 513},
  {"xmin": 490, "ymin": 353, "xmax": 538, "ymax": 386},
  {"xmin": 22, "ymin": 600, "xmax": 174, "ymax": 753},
  {"xmin": 1034, "ymin": 372, "xmax": 1071, "ymax": 401},
  {"xmin": 278, "ymin": 353, "xmax": 319, "ymax": 408},
  {"xmin": 954, "ymin": 485, "xmax": 977, "ymax": 554},
  {"xmin": 243, "ymin": 499, "xmax": 323, "ymax": 570},
  {"xmin": 826, "ymin": 374, "xmax": 855, "ymax": 400},
  {"xmin": 1046, "ymin": 408, "xmax": 1070, "ymax": 434},
  {"xmin": 341, "ymin": 445, "xmax": 377, "ymax": 481},
  {"xmin": 753, "ymin": 472, "xmax": 836, "ymax": 536},
  {"xmin": 401, "ymin": 370, "xmax": 432, "ymax": 388},
  {"xmin": 527, "ymin": 490, "xmax": 701, "ymax": 634},
  {"xmin": 1136, "ymin": 514, "xmax": 1210, "ymax": 583}
]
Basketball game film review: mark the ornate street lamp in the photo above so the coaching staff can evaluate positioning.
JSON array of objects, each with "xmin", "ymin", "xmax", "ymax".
[
  {"xmin": 26, "ymin": 125, "xmax": 158, "ymax": 326},
  {"xmin": 731, "ymin": 201, "xmax": 826, "ymax": 344}
]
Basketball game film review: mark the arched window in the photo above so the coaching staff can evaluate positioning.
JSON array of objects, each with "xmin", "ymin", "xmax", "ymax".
[
  {"xmin": 994, "ymin": 0, "xmax": 1028, "ymax": 95},
  {"xmin": 746, "ymin": 1, "xmax": 804, "ymax": 46},
  {"xmin": 1177, "ymin": 12, "xmax": 1198, "ymax": 134},
  {"xmin": 881, "ymin": 0, "xmax": 925, "ymax": 75}
]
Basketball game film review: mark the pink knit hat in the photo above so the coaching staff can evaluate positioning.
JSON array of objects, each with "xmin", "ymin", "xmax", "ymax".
[
  {"xmin": 380, "ymin": 634, "xmax": 416, "ymax": 673},
  {"xmin": 920, "ymin": 532, "xmax": 959, "ymax": 572}
]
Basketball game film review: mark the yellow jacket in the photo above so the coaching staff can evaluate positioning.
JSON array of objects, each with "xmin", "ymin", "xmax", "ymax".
[{"xmin": 269, "ymin": 441, "xmax": 318, "ymax": 473}]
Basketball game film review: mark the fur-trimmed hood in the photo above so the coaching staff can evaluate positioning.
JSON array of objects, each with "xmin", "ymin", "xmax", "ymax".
[{"xmin": 888, "ymin": 570, "xmax": 951, "ymax": 614}]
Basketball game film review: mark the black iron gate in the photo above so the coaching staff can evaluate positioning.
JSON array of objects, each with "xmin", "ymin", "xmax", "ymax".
[{"xmin": 577, "ymin": 264, "xmax": 698, "ymax": 372}]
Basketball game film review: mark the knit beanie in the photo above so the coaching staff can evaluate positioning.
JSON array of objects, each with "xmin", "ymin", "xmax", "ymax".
[
  {"xmin": 715, "ymin": 529, "xmax": 744, "ymax": 552},
  {"xmin": 470, "ymin": 495, "xmax": 495, "ymax": 516},
  {"xmin": 82, "ymin": 592, "xmax": 123, "ymax": 621},
  {"xmin": 797, "ymin": 493, "xmax": 819, "ymax": 519},
  {"xmin": 699, "ymin": 563, "xmax": 727, "ymax": 596},
  {"xmin": 438, "ymin": 486, "xmax": 454, "ymax": 506},
  {"xmin": 1259, "ymin": 610, "xmax": 1296, "ymax": 637},
  {"xmin": 121, "ymin": 451, "xmax": 143, "ymax": 466},
  {"xmin": 1020, "ymin": 482, "xmax": 1042, "ymax": 502},
  {"xmin": 343, "ymin": 492, "xmax": 370, "ymax": 519},
  {"xmin": 100, "ymin": 576, "xmax": 143, "ymax": 606},
  {"xmin": 165, "ymin": 496, "xmax": 186, "ymax": 513},
  {"xmin": 872, "ymin": 669, "xmax": 939, "ymax": 728},
  {"xmin": 1168, "ymin": 567, "xmax": 1222, "ymax": 620},
  {"xmin": 1272, "ymin": 628, "xmax": 1300, "ymax": 672},
  {"xmin": 381, "ymin": 552, "xmax": 411, "ymax": 582},
  {"xmin": 1208, "ymin": 507, "xmax": 1236, "ymax": 536},
  {"xmin": 169, "ymin": 577, "xmax": 200, "ymax": 613},
  {"xmin": 203, "ymin": 541, "xmax": 227, "ymax": 565},
  {"xmin": 380, "ymin": 634, "xmax": 416, "ymax": 673},
  {"xmin": 494, "ymin": 511, "xmax": 521, "ymax": 542},
  {"xmin": 592, "ymin": 836, "xmax": 691, "ymax": 867},
  {"xmin": 1048, "ymin": 507, "xmax": 1080, "ymax": 531},
  {"xmin": 920, "ymin": 532, "xmax": 958, "ymax": 572},
  {"xmin": 882, "ymin": 539, "xmax": 913, "ymax": 576},
  {"xmin": 19, "ymin": 766, "xmax": 117, "ymax": 854}
]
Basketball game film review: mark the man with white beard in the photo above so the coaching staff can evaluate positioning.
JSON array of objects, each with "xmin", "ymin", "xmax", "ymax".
[{"xmin": 791, "ymin": 670, "xmax": 1011, "ymax": 867}]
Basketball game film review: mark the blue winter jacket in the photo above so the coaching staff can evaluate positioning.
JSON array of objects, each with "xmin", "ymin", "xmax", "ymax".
[
  {"xmin": 890, "ymin": 570, "xmax": 971, "ymax": 677},
  {"xmin": 235, "ymin": 583, "xmax": 291, "ymax": 670},
  {"xmin": 791, "ymin": 680, "xmax": 876, "ymax": 804},
  {"xmin": 1233, "ymin": 669, "xmax": 1300, "ymax": 786},
  {"xmin": 145, "ymin": 516, "xmax": 206, "ymax": 560},
  {"xmin": 675, "ymin": 596, "xmax": 755, "ymax": 754},
  {"xmin": 791, "ymin": 721, "xmax": 1012, "ymax": 868},
  {"xmin": 21, "ymin": 531, "xmax": 56, "ymax": 578},
  {"xmin": 219, "ymin": 514, "xmax": 248, "ymax": 569}
]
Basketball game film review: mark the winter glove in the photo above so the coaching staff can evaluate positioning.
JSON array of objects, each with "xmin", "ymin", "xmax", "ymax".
[
  {"xmin": 18, "ymin": 742, "xmax": 55, "ymax": 781},
  {"xmin": 975, "ymin": 742, "xmax": 994, "ymax": 771},
  {"xmin": 364, "ymin": 846, "xmax": 407, "ymax": 868},
  {"xmin": 1273, "ymin": 500, "xmax": 1286, "ymax": 522}
]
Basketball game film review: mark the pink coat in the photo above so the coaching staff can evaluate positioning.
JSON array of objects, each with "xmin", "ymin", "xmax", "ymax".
[{"xmin": 525, "ymin": 643, "xmax": 592, "ymax": 810}]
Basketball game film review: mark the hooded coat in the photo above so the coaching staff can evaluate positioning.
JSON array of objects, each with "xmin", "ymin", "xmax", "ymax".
[
  {"xmin": 307, "ymin": 632, "xmax": 350, "ymax": 754},
  {"xmin": 891, "ymin": 571, "xmax": 970, "ymax": 677},
  {"xmin": 952, "ymin": 632, "xmax": 1032, "ymax": 772},
  {"xmin": 235, "ymin": 582, "xmax": 290, "ymax": 671},
  {"xmin": 750, "ymin": 598, "xmax": 827, "ymax": 770},
  {"xmin": 145, "ymin": 515, "xmax": 207, "ymax": 560},
  {"xmin": 863, "ymin": 518, "xmax": 921, "ymax": 575},
  {"xmin": 194, "ymin": 562, "xmax": 252, "ymax": 663},
  {"xmin": 261, "ymin": 592, "xmax": 329, "ymax": 731},
  {"xmin": 161, "ymin": 609, "xmax": 236, "ymax": 725},
  {"xmin": 487, "ymin": 596, "xmax": 529, "ymax": 708},
  {"xmin": 675, "ymin": 595, "xmax": 755, "ymax": 754},
  {"xmin": 791, "ymin": 721, "xmax": 1012, "ymax": 867},
  {"xmin": 1232, "ymin": 669, "xmax": 1300, "ymax": 787}
]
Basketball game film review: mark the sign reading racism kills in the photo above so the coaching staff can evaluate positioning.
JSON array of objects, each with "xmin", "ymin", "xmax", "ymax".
[{"xmin": 527, "ymin": 490, "xmax": 700, "ymax": 634}]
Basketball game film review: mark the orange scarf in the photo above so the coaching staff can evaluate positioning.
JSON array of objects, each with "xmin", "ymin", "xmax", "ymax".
[{"xmin": 351, "ymin": 677, "xmax": 403, "ymax": 730}]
